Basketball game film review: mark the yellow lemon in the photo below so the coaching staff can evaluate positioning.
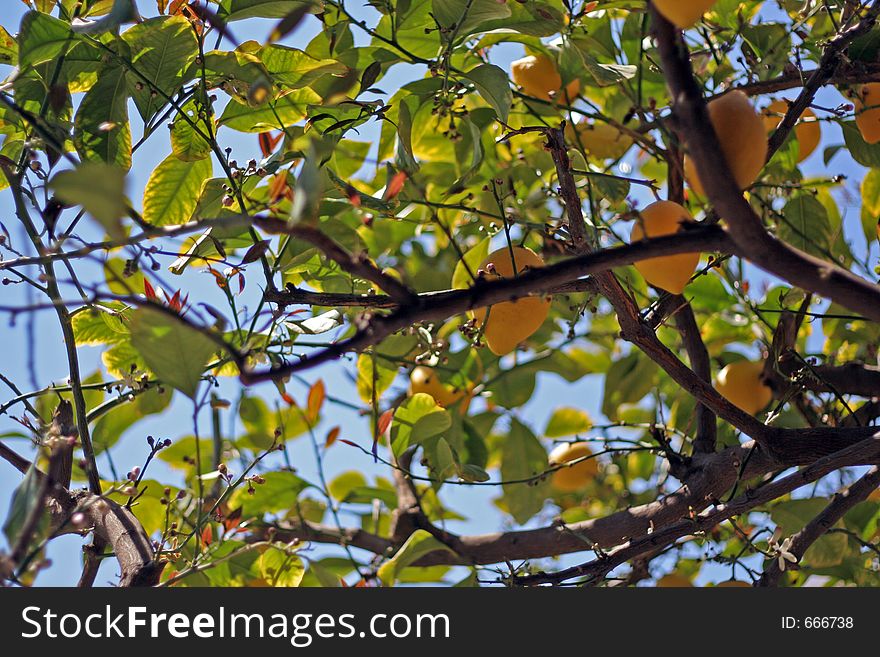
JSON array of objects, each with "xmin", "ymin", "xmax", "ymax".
[
  {"xmin": 566, "ymin": 120, "xmax": 632, "ymax": 160},
  {"xmin": 762, "ymin": 100, "xmax": 820, "ymax": 162},
  {"xmin": 630, "ymin": 200, "xmax": 701, "ymax": 294},
  {"xmin": 409, "ymin": 365, "xmax": 470, "ymax": 410},
  {"xmin": 473, "ymin": 246, "xmax": 550, "ymax": 356},
  {"xmin": 684, "ymin": 90, "xmax": 767, "ymax": 197},
  {"xmin": 715, "ymin": 360, "xmax": 773, "ymax": 415},
  {"xmin": 855, "ymin": 83, "xmax": 880, "ymax": 145},
  {"xmin": 511, "ymin": 54, "xmax": 580, "ymax": 104},
  {"xmin": 652, "ymin": 0, "xmax": 717, "ymax": 29},
  {"xmin": 549, "ymin": 442, "xmax": 598, "ymax": 492},
  {"xmin": 657, "ymin": 574, "xmax": 694, "ymax": 587}
]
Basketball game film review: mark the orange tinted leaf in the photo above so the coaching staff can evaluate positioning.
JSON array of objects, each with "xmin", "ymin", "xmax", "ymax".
[
  {"xmin": 269, "ymin": 172, "xmax": 293, "ymax": 204},
  {"xmin": 383, "ymin": 171, "xmax": 407, "ymax": 200},
  {"xmin": 222, "ymin": 506, "xmax": 243, "ymax": 533},
  {"xmin": 377, "ymin": 408, "xmax": 394, "ymax": 436},
  {"xmin": 200, "ymin": 524, "xmax": 213, "ymax": 546},
  {"xmin": 324, "ymin": 426, "xmax": 340, "ymax": 448},
  {"xmin": 258, "ymin": 131, "xmax": 282, "ymax": 158},
  {"xmin": 307, "ymin": 379, "xmax": 325, "ymax": 422}
]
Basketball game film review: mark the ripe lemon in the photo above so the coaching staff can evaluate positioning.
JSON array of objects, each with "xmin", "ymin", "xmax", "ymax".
[
  {"xmin": 511, "ymin": 54, "xmax": 580, "ymax": 104},
  {"xmin": 409, "ymin": 365, "xmax": 470, "ymax": 409},
  {"xmin": 657, "ymin": 574, "xmax": 693, "ymax": 587},
  {"xmin": 630, "ymin": 200, "xmax": 701, "ymax": 294},
  {"xmin": 715, "ymin": 360, "xmax": 773, "ymax": 415},
  {"xmin": 715, "ymin": 580, "xmax": 751, "ymax": 588},
  {"xmin": 854, "ymin": 83, "xmax": 880, "ymax": 144},
  {"xmin": 762, "ymin": 100, "xmax": 820, "ymax": 162},
  {"xmin": 549, "ymin": 442, "xmax": 598, "ymax": 492},
  {"xmin": 652, "ymin": 0, "xmax": 717, "ymax": 28},
  {"xmin": 566, "ymin": 120, "xmax": 632, "ymax": 160},
  {"xmin": 472, "ymin": 246, "xmax": 551, "ymax": 356},
  {"xmin": 684, "ymin": 90, "xmax": 767, "ymax": 197}
]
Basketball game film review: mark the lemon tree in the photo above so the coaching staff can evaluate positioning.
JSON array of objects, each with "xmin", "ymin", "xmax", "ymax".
[{"xmin": 1, "ymin": 0, "xmax": 880, "ymax": 590}]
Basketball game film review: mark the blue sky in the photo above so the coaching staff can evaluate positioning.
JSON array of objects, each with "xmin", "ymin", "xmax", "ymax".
[{"xmin": 0, "ymin": 2, "xmax": 874, "ymax": 586}]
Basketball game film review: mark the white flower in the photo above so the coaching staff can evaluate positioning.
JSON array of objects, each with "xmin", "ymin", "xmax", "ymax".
[{"xmin": 773, "ymin": 537, "xmax": 798, "ymax": 571}]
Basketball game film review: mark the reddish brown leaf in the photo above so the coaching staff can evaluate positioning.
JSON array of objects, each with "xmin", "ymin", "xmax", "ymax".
[
  {"xmin": 383, "ymin": 171, "xmax": 407, "ymax": 200},
  {"xmin": 324, "ymin": 426, "xmax": 340, "ymax": 449},
  {"xmin": 143, "ymin": 278, "xmax": 157, "ymax": 301},
  {"xmin": 241, "ymin": 239, "xmax": 271, "ymax": 265},
  {"xmin": 222, "ymin": 506, "xmax": 243, "ymax": 533},
  {"xmin": 258, "ymin": 131, "xmax": 282, "ymax": 158},
  {"xmin": 200, "ymin": 524, "xmax": 213, "ymax": 546},
  {"xmin": 377, "ymin": 408, "xmax": 394, "ymax": 436},
  {"xmin": 269, "ymin": 171, "xmax": 293, "ymax": 205}
]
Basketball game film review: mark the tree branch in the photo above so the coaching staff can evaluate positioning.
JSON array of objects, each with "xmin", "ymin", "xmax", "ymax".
[
  {"xmin": 239, "ymin": 225, "xmax": 732, "ymax": 384},
  {"xmin": 651, "ymin": 7, "xmax": 880, "ymax": 325},
  {"xmin": 515, "ymin": 432, "xmax": 880, "ymax": 586},
  {"xmin": 758, "ymin": 465, "xmax": 880, "ymax": 587}
]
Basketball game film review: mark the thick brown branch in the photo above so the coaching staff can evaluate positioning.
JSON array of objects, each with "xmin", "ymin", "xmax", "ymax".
[
  {"xmin": 261, "ymin": 429, "xmax": 880, "ymax": 567},
  {"xmin": 240, "ymin": 226, "xmax": 732, "ymax": 384},
  {"xmin": 758, "ymin": 466, "xmax": 880, "ymax": 587},
  {"xmin": 652, "ymin": 9, "xmax": 880, "ymax": 324},
  {"xmin": 516, "ymin": 433, "xmax": 880, "ymax": 585},
  {"xmin": 673, "ymin": 296, "xmax": 716, "ymax": 453},
  {"xmin": 264, "ymin": 279, "xmax": 600, "ymax": 310},
  {"xmin": 258, "ymin": 221, "xmax": 416, "ymax": 304}
]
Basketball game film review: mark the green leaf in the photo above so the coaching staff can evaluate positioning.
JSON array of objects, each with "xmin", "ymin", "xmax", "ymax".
[
  {"xmin": 390, "ymin": 393, "xmax": 452, "ymax": 456},
  {"xmin": 18, "ymin": 11, "xmax": 75, "ymax": 69},
  {"xmin": 860, "ymin": 168, "xmax": 880, "ymax": 244},
  {"xmin": 544, "ymin": 407, "xmax": 592, "ymax": 438},
  {"xmin": 237, "ymin": 395, "xmax": 309, "ymax": 449},
  {"xmin": 841, "ymin": 120, "xmax": 880, "ymax": 167},
  {"xmin": 220, "ymin": 0, "xmax": 316, "ymax": 21},
  {"xmin": 501, "ymin": 419, "xmax": 550, "ymax": 524},
  {"xmin": 432, "ymin": 0, "xmax": 511, "ymax": 40},
  {"xmin": 290, "ymin": 151, "xmax": 323, "ymax": 224},
  {"xmin": 307, "ymin": 561, "xmax": 342, "ymax": 587},
  {"xmin": 129, "ymin": 307, "xmax": 219, "ymax": 399},
  {"xmin": 569, "ymin": 39, "xmax": 636, "ymax": 86},
  {"xmin": 91, "ymin": 386, "xmax": 173, "ymax": 453},
  {"xmin": 377, "ymin": 529, "xmax": 456, "ymax": 585},
  {"xmin": 73, "ymin": 62, "xmax": 131, "ymax": 169},
  {"xmin": 143, "ymin": 154, "xmax": 212, "ymax": 226},
  {"xmin": 463, "ymin": 64, "xmax": 512, "ymax": 123},
  {"xmin": 170, "ymin": 100, "xmax": 213, "ymax": 162},
  {"xmin": 0, "ymin": 25, "xmax": 17, "ymax": 66},
  {"xmin": 451, "ymin": 236, "xmax": 489, "ymax": 290},
  {"xmin": 487, "ymin": 367, "xmax": 536, "ymax": 409},
  {"xmin": 227, "ymin": 471, "xmax": 310, "ymax": 517},
  {"xmin": 218, "ymin": 88, "xmax": 319, "ymax": 132},
  {"xmin": 257, "ymin": 544, "xmax": 305, "ymax": 587},
  {"xmin": 771, "ymin": 498, "xmax": 849, "ymax": 568},
  {"xmin": 328, "ymin": 471, "xmax": 368, "ymax": 501},
  {"xmin": 71, "ymin": 303, "xmax": 130, "ymax": 346},
  {"xmin": 121, "ymin": 15, "xmax": 199, "ymax": 122},
  {"xmin": 778, "ymin": 194, "xmax": 831, "ymax": 259},
  {"xmin": 2, "ymin": 464, "xmax": 48, "ymax": 552},
  {"xmin": 49, "ymin": 163, "xmax": 128, "ymax": 239},
  {"xmin": 602, "ymin": 352, "xmax": 658, "ymax": 420},
  {"xmin": 259, "ymin": 44, "xmax": 347, "ymax": 88}
]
